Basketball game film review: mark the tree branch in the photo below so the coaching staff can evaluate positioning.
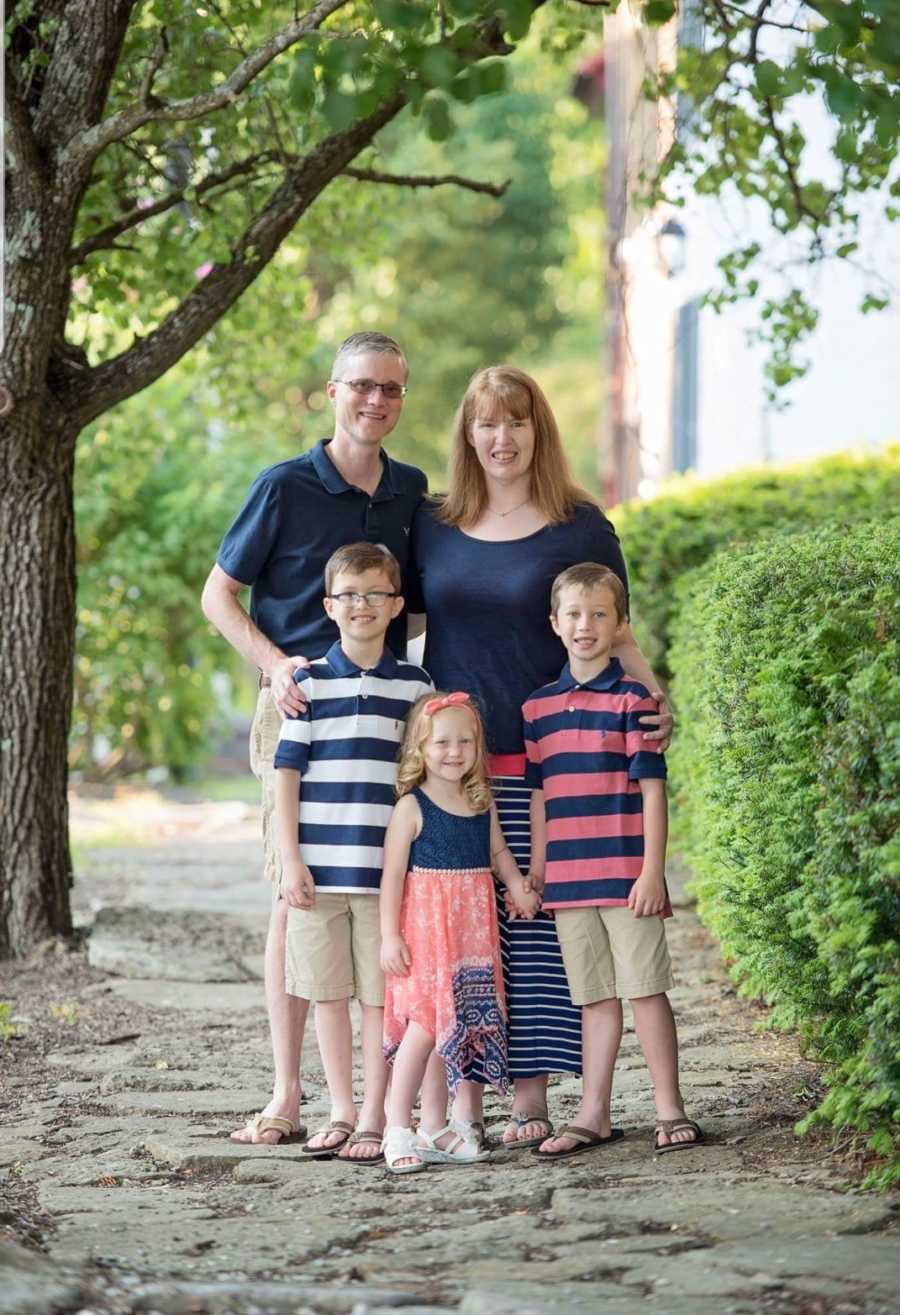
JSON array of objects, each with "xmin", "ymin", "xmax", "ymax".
[
  {"xmin": 4, "ymin": 55, "xmax": 46, "ymax": 197},
  {"xmin": 139, "ymin": 27, "xmax": 169, "ymax": 105},
  {"xmin": 70, "ymin": 158, "xmax": 510, "ymax": 268},
  {"xmin": 749, "ymin": 0, "xmax": 774, "ymax": 63},
  {"xmin": 64, "ymin": 0, "xmax": 352, "ymax": 169},
  {"xmin": 342, "ymin": 167, "xmax": 510, "ymax": 197},
  {"xmin": 65, "ymin": 94, "xmax": 406, "ymax": 427},
  {"xmin": 714, "ymin": 0, "xmax": 807, "ymax": 33},
  {"xmin": 70, "ymin": 152, "xmax": 281, "ymax": 263},
  {"xmin": 761, "ymin": 95, "xmax": 824, "ymax": 231}
]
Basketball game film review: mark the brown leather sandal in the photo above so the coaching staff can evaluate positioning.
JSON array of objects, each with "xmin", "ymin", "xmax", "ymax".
[
  {"xmin": 532, "ymin": 1124, "xmax": 625, "ymax": 1160},
  {"xmin": 653, "ymin": 1118, "xmax": 704, "ymax": 1154},
  {"xmin": 338, "ymin": 1129, "xmax": 385, "ymax": 1165},
  {"xmin": 300, "ymin": 1119, "xmax": 355, "ymax": 1158}
]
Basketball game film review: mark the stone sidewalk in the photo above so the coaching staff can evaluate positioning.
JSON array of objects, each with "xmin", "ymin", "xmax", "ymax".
[{"xmin": 2, "ymin": 791, "xmax": 898, "ymax": 1315}]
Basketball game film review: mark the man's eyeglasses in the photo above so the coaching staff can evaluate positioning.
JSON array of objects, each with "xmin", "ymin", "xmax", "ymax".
[
  {"xmin": 330, "ymin": 378, "xmax": 408, "ymax": 400},
  {"xmin": 327, "ymin": 591, "xmax": 398, "ymax": 607}
]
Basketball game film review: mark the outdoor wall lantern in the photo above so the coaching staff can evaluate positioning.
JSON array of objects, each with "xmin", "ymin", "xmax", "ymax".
[{"xmin": 658, "ymin": 217, "xmax": 687, "ymax": 278}]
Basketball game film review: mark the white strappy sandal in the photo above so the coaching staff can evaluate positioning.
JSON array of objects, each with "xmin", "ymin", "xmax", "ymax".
[
  {"xmin": 416, "ymin": 1124, "xmax": 492, "ymax": 1165},
  {"xmin": 382, "ymin": 1126, "xmax": 428, "ymax": 1175}
]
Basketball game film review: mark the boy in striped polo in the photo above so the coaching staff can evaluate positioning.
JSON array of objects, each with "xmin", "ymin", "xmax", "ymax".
[
  {"xmin": 523, "ymin": 563, "xmax": 702, "ymax": 1159},
  {"xmin": 274, "ymin": 543, "xmax": 432, "ymax": 1161}
]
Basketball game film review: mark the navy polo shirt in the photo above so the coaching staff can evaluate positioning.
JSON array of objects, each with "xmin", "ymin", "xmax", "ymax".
[{"xmin": 217, "ymin": 439, "xmax": 427, "ymax": 659}]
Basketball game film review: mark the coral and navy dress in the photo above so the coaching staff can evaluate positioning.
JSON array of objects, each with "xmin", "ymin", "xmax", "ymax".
[{"xmin": 382, "ymin": 788, "xmax": 509, "ymax": 1095}]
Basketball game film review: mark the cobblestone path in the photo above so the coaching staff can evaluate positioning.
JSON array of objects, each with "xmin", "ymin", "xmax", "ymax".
[{"xmin": 2, "ymin": 790, "xmax": 898, "ymax": 1315}]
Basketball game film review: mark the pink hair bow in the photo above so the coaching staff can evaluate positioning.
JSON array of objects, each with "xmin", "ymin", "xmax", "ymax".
[{"xmin": 423, "ymin": 691, "xmax": 473, "ymax": 717}]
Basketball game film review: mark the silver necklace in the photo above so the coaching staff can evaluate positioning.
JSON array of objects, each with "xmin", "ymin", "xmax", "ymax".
[{"xmin": 488, "ymin": 497, "xmax": 531, "ymax": 518}]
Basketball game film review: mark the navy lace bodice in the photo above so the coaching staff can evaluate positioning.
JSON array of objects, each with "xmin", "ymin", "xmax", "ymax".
[{"xmin": 409, "ymin": 788, "xmax": 491, "ymax": 870}]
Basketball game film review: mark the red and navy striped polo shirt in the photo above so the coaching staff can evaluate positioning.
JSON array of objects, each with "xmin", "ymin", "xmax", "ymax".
[{"xmin": 523, "ymin": 657, "xmax": 667, "ymax": 910}]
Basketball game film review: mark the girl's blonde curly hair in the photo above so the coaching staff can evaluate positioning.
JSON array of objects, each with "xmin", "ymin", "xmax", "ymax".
[{"xmin": 396, "ymin": 691, "xmax": 492, "ymax": 814}]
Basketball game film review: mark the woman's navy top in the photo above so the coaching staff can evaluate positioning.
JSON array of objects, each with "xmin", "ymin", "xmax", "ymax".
[{"xmin": 408, "ymin": 500, "xmax": 629, "ymax": 756}]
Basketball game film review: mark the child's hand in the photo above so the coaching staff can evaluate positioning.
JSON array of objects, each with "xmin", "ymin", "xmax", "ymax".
[
  {"xmin": 283, "ymin": 860, "xmax": 315, "ymax": 910},
  {"xmin": 381, "ymin": 934, "xmax": 411, "ymax": 976},
  {"xmin": 508, "ymin": 878, "xmax": 541, "ymax": 921},
  {"xmin": 524, "ymin": 869, "xmax": 545, "ymax": 897},
  {"xmin": 628, "ymin": 871, "xmax": 667, "ymax": 918}
]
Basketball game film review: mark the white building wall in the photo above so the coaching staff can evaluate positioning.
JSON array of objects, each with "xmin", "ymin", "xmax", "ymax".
[
  {"xmin": 683, "ymin": 179, "xmax": 900, "ymax": 475},
  {"xmin": 605, "ymin": 3, "xmax": 900, "ymax": 492}
]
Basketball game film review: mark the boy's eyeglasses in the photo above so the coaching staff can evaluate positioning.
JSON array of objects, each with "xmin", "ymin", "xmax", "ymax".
[
  {"xmin": 330, "ymin": 378, "xmax": 408, "ymax": 400},
  {"xmin": 327, "ymin": 591, "xmax": 397, "ymax": 607}
]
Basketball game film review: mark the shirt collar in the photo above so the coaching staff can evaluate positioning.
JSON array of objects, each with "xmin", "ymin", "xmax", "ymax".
[
  {"xmin": 311, "ymin": 438, "xmax": 396, "ymax": 502},
  {"xmin": 325, "ymin": 641, "xmax": 398, "ymax": 678},
  {"xmin": 555, "ymin": 656, "xmax": 625, "ymax": 693}
]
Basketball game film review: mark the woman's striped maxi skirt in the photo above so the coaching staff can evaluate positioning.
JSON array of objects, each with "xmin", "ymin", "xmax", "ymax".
[{"xmin": 469, "ymin": 767, "xmax": 582, "ymax": 1080}]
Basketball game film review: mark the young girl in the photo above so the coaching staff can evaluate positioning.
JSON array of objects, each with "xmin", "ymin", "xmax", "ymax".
[{"xmin": 380, "ymin": 691, "xmax": 539, "ymax": 1173}]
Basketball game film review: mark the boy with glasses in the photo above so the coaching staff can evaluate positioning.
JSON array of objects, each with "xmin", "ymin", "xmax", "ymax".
[
  {"xmin": 201, "ymin": 333, "xmax": 426, "ymax": 1150},
  {"xmin": 274, "ymin": 542, "xmax": 432, "ymax": 1162}
]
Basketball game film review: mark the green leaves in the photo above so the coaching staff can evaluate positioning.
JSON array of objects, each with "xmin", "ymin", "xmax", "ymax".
[
  {"xmin": 644, "ymin": 0, "xmax": 677, "ymax": 25},
  {"xmin": 500, "ymin": 0, "xmax": 536, "ymax": 40},
  {"xmin": 421, "ymin": 46, "xmax": 460, "ymax": 88},
  {"xmin": 288, "ymin": 49, "xmax": 318, "ymax": 113},
  {"xmin": 423, "ymin": 92, "xmax": 453, "ymax": 140},
  {"xmin": 372, "ymin": 0, "xmax": 433, "ymax": 32},
  {"xmin": 822, "ymin": 68, "xmax": 863, "ymax": 118},
  {"xmin": 321, "ymin": 88, "xmax": 358, "ymax": 131},
  {"xmin": 754, "ymin": 59, "xmax": 782, "ymax": 97}
]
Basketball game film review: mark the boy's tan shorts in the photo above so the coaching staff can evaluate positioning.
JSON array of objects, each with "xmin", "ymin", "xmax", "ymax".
[
  {"xmin": 285, "ymin": 893, "xmax": 384, "ymax": 1006},
  {"xmin": 249, "ymin": 686, "xmax": 282, "ymax": 887},
  {"xmin": 554, "ymin": 905, "xmax": 674, "ymax": 1004}
]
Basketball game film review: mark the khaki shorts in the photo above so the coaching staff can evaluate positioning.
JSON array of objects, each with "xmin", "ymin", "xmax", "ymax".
[
  {"xmin": 249, "ymin": 686, "xmax": 282, "ymax": 887},
  {"xmin": 554, "ymin": 905, "xmax": 674, "ymax": 1004},
  {"xmin": 285, "ymin": 893, "xmax": 384, "ymax": 1006}
]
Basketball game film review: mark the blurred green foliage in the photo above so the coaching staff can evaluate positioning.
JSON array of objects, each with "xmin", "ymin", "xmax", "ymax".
[
  {"xmin": 73, "ymin": 368, "xmax": 268, "ymax": 776},
  {"xmin": 668, "ymin": 518, "xmax": 900, "ymax": 1187},
  {"xmin": 613, "ymin": 447, "xmax": 900, "ymax": 676}
]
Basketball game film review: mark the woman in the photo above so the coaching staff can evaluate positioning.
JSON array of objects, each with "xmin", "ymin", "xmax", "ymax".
[{"xmin": 407, "ymin": 365, "xmax": 672, "ymax": 1145}]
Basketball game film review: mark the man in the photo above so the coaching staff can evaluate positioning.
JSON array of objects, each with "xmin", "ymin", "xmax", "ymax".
[{"xmin": 201, "ymin": 332, "xmax": 426, "ymax": 1146}]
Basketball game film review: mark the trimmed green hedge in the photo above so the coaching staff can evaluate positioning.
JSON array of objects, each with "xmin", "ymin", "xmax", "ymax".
[
  {"xmin": 668, "ymin": 518, "xmax": 900, "ymax": 1186},
  {"xmin": 613, "ymin": 448, "xmax": 900, "ymax": 675}
]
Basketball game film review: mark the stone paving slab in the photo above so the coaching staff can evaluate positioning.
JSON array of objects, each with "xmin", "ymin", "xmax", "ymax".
[
  {"xmin": 47, "ymin": 1046, "xmax": 143, "ymax": 1073},
  {"xmin": 107, "ymin": 977, "xmax": 265, "ymax": 1011},
  {"xmin": 88, "ymin": 905, "xmax": 263, "ymax": 982},
  {"xmin": 101, "ymin": 1088, "xmax": 272, "ymax": 1116},
  {"xmin": 126, "ymin": 1282, "xmax": 444, "ymax": 1314},
  {"xmin": 0, "ymin": 1239, "xmax": 84, "ymax": 1315},
  {"xmin": 98, "ymin": 1066, "xmax": 225, "ymax": 1092},
  {"xmin": 551, "ymin": 1177, "xmax": 897, "ymax": 1238},
  {"xmin": 0, "ymin": 1140, "xmax": 52, "ymax": 1170},
  {"xmin": 457, "ymin": 1285, "xmax": 766, "ymax": 1314}
]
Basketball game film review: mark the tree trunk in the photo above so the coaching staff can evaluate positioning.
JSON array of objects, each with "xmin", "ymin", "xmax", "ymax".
[{"xmin": 0, "ymin": 416, "xmax": 76, "ymax": 956}]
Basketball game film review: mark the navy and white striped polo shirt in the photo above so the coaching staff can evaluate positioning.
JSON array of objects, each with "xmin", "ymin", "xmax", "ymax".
[
  {"xmin": 523, "ymin": 658, "xmax": 668, "ymax": 910},
  {"xmin": 274, "ymin": 642, "xmax": 432, "ymax": 894}
]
